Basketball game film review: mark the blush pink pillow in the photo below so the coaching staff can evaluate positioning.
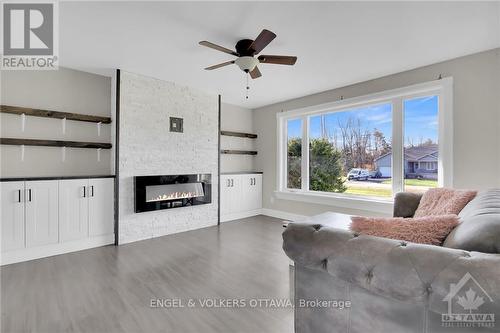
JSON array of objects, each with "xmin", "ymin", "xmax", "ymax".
[
  {"xmin": 350, "ymin": 215, "xmax": 460, "ymax": 246},
  {"xmin": 414, "ymin": 188, "xmax": 477, "ymax": 217}
]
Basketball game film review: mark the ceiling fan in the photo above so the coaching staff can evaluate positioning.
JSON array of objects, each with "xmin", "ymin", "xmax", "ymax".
[{"xmin": 199, "ymin": 29, "xmax": 297, "ymax": 79}]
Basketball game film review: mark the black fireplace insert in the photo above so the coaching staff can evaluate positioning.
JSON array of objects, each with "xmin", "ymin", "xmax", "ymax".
[{"xmin": 134, "ymin": 174, "xmax": 212, "ymax": 213}]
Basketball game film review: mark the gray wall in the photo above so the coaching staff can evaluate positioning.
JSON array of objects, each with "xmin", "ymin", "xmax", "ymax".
[
  {"xmin": 253, "ymin": 48, "xmax": 500, "ymax": 217},
  {"xmin": 220, "ymin": 103, "xmax": 256, "ymax": 173},
  {"xmin": 118, "ymin": 71, "xmax": 218, "ymax": 244},
  {"xmin": 1, "ymin": 68, "xmax": 112, "ymax": 177}
]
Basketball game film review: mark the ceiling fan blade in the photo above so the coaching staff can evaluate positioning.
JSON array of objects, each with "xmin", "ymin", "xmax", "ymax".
[
  {"xmin": 249, "ymin": 66, "xmax": 262, "ymax": 79},
  {"xmin": 199, "ymin": 41, "xmax": 239, "ymax": 56},
  {"xmin": 249, "ymin": 29, "xmax": 276, "ymax": 54},
  {"xmin": 204, "ymin": 61, "xmax": 235, "ymax": 70},
  {"xmin": 258, "ymin": 55, "xmax": 297, "ymax": 65}
]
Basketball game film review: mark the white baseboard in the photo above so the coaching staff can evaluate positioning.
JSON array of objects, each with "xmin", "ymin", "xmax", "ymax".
[
  {"xmin": 260, "ymin": 208, "xmax": 307, "ymax": 222},
  {"xmin": 221, "ymin": 208, "xmax": 308, "ymax": 223},
  {"xmin": 220, "ymin": 209, "xmax": 262, "ymax": 222},
  {"xmin": 1, "ymin": 234, "xmax": 115, "ymax": 266}
]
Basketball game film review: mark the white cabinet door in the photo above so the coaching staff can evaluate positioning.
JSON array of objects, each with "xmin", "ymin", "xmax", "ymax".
[
  {"xmin": 1, "ymin": 182, "xmax": 25, "ymax": 252},
  {"xmin": 248, "ymin": 174, "xmax": 262, "ymax": 211},
  {"xmin": 220, "ymin": 176, "xmax": 232, "ymax": 215},
  {"xmin": 25, "ymin": 180, "xmax": 59, "ymax": 247},
  {"xmin": 229, "ymin": 175, "xmax": 242, "ymax": 214},
  {"xmin": 59, "ymin": 179, "xmax": 89, "ymax": 242},
  {"xmin": 88, "ymin": 178, "xmax": 114, "ymax": 237},
  {"xmin": 239, "ymin": 175, "xmax": 254, "ymax": 212},
  {"xmin": 220, "ymin": 175, "xmax": 242, "ymax": 215}
]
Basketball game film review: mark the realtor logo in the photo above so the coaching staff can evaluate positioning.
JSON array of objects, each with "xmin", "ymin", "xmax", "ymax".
[
  {"xmin": 442, "ymin": 272, "xmax": 495, "ymax": 328},
  {"xmin": 1, "ymin": 1, "xmax": 58, "ymax": 69}
]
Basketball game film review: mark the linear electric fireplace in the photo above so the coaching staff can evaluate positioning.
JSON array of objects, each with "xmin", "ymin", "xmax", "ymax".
[{"xmin": 134, "ymin": 174, "xmax": 212, "ymax": 213}]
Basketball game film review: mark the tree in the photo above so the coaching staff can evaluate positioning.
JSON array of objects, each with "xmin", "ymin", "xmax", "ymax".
[
  {"xmin": 373, "ymin": 128, "xmax": 391, "ymax": 157},
  {"xmin": 287, "ymin": 138, "xmax": 346, "ymax": 193},
  {"xmin": 287, "ymin": 138, "xmax": 302, "ymax": 189},
  {"xmin": 309, "ymin": 139, "xmax": 347, "ymax": 192},
  {"xmin": 337, "ymin": 117, "xmax": 372, "ymax": 171}
]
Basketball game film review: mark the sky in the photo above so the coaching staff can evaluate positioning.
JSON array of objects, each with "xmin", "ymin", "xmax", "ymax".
[{"xmin": 287, "ymin": 95, "xmax": 438, "ymax": 147}]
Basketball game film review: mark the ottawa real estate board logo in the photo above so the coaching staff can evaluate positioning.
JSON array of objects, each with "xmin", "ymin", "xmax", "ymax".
[
  {"xmin": 1, "ymin": 1, "xmax": 58, "ymax": 70},
  {"xmin": 442, "ymin": 272, "xmax": 495, "ymax": 328}
]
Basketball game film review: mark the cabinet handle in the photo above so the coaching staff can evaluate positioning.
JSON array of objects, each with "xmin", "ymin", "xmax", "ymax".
[
  {"xmin": 91, "ymin": 185, "xmax": 94, "ymax": 197},
  {"xmin": 230, "ymin": 179, "xmax": 234, "ymax": 187},
  {"xmin": 28, "ymin": 189, "xmax": 32, "ymax": 202},
  {"xmin": 251, "ymin": 178, "xmax": 254, "ymax": 186},
  {"xmin": 83, "ymin": 186, "xmax": 86, "ymax": 198},
  {"xmin": 227, "ymin": 179, "xmax": 230, "ymax": 187},
  {"xmin": 17, "ymin": 189, "xmax": 22, "ymax": 203}
]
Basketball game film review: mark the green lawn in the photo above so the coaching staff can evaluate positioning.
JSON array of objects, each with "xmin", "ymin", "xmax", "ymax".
[
  {"xmin": 382, "ymin": 179, "xmax": 438, "ymax": 187},
  {"xmin": 344, "ymin": 178, "xmax": 437, "ymax": 198},
  {"xmin": 345, "ymin": 187, "xmax": 392, "ymax": 197}
]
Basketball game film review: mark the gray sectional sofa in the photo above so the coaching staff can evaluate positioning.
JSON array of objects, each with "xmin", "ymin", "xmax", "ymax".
[{"xmin": 283, "ymin": 189, "xmax": 500, "ymax": 333}]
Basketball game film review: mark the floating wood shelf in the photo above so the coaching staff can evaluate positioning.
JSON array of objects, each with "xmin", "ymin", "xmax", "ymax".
[
  {"xmin": 1, "ymin": 138, "xmax": 112, "ymax": 149},
  {"xmin": 221, "ymin": 149, "xmax": 257, "ymax": 155},
  {"xmin": 221, "ymin": 131, "xmax": 257, "ymax": 139},
  {"xmin": 0, "ymin": 105, "xmax": 112, "ymax": 124}
]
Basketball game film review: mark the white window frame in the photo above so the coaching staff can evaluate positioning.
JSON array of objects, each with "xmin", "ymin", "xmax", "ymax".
[{"xmin": 276, "ymin": 78, "xmax": 453, "ymax": 214}]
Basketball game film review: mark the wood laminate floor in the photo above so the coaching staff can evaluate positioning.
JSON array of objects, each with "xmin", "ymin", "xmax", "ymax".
[{"xmin": 1, "ymin": 215, "xmax": 294, "ymax": 333}]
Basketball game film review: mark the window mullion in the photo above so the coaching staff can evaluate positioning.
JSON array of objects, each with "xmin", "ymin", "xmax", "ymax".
[
  {"xmin": 301, "ymin": 116, "xmax": 310, "ymax": 191},
  {"xmin": 279, "ymin": 117, "xmax": 286, "ymax": 191},
  {"xmin": 392, "ymin": 98, "xmax": 404, "ymax": 195}
]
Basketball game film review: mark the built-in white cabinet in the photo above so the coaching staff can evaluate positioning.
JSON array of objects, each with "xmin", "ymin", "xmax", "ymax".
[
  {"xmin": 220, "ymin": 173, "xmax": 262, "ymax": 222},
  {"xmin": 1, "ymin": 181, "xmax": 25, "ymax": 252},
  {"xmin": 89, "ymin": 178, "xmax": 115, "ymax": 237},
  {"xmin": 59, "ymin": 179, "xmax": 90, "ymax": 242},
  {"xmin": 1, "ymin": 177, "xmax": 114, "ymax": 265},
  {"xmin": 25, "ymin": 180, "xmax": 59, "ymax": 248}
]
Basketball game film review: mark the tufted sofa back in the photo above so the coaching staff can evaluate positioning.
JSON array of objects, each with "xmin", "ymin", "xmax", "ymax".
[
  {"xmin": 443, "ymin": 189, "xmax": 500, "ymax": 253},
  {"xmin": 283, "ymin": 223, "xmax": 500, "ymax": 332}
]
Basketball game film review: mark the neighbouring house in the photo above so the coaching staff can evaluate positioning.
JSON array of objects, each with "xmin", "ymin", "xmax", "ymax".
[{"xmin": 374, "ymin": 144, "xmax": 438, "ymax": 179}]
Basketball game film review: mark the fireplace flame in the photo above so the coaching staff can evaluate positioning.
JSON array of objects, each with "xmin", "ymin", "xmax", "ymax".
[{"xmin": 147, "ymin": 191, "xmax": 204, "ymax": 203}]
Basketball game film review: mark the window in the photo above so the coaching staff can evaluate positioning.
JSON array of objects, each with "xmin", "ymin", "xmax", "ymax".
[
  {"xmin": 287, "ymin": 119, "xmax": 302, "ymax": 189},
  {"xmin": 308, "ymin": 103, "xmax": 393, "ymax": 198},
  {"xmin": 404, "ymin": 96, "xmax": 439, "ymax": 194},
  {"xmin": 277, "ymin": 78, "xmax": 453, "ymax": 207}
]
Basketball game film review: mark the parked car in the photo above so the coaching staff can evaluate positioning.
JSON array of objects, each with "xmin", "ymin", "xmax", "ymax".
[
  {"xmin": 369, "ymin": 170, "xmax": 382, "ymax": 178},
  {"xmin": 347, "ymin": 168, "xmax": 370, "ymax": 181}
]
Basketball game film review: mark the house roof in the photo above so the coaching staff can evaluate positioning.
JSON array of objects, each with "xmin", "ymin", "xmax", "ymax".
[{"xmin": 375, "ymin": 144, "xmax": 438, "ymax": 162}]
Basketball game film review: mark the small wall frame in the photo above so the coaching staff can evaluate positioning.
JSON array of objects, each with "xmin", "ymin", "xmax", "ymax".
[{"xmin": 170, "ymin": 117, "xmax": 183, "ymax": 133}]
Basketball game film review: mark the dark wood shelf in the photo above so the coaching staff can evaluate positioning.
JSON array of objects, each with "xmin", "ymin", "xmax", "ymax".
[
  {"xmin": 221, "ymin": 149, "xmax": 257, "ymax": 155},
  {"xmin": 1, "ymin": 175, "xmax": 115, "ymax": 182},
  {"xmin": 1, "ymin": 138, "xmax": 112, "ymax": 149},
  {"xmin": 220, "ymin": 131, "xmax": 257, "ymax": 139},
  {"xmin": 0, "ymin": 105, "xmax": 112, "ymax": 124}
]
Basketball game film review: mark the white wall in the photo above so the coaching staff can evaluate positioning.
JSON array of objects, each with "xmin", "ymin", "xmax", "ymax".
[
  {"xmin": 253, "ymin": 48, "xmax": 500, "ymax": 217},
  {"xmin": 1, "ymin": 68, "xmax": 112, "ymax": 177},
  {"xmin": 220, "ymin": 103, "xmax": 256, "ymax": 173},
  {"xmin": 118, "ymin": 71, "xmax": 218, "ymax": 244}
]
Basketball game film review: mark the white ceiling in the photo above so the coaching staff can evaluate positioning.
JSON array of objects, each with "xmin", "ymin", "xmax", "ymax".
[{"xmin": 60, "ymin": 1, "xmax": 500, "ymax": 109}]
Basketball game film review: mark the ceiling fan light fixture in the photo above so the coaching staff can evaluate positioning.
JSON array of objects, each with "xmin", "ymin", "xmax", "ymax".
[{"xmin": 234, "ymin": 56, "xmax": 259, "ymax": 72}]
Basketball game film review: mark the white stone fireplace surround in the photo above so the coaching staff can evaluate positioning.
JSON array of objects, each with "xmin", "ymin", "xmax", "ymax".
[{"xmin": 117, "ymin": 71, "xmax": 219, "ymax": 244}]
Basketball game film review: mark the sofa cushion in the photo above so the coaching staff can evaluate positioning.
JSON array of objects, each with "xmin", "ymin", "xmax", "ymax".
[
  {"xmin": 413, "ymin": 188, "xmax": 476, "ymax": 217},
  {"xmin": 350, "ymin": 215, "xmax": 460, "ymax": 245},
  {"xmin": 443, "ymin": 189, "xmax": 500, "ymax": 253}
]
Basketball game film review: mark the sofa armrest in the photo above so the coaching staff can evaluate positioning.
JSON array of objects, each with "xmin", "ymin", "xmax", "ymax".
[
  {"xmin": 393, "ymin": 192, "xmax": 422, "ymax": 217},
  {"xmin": 283, "ymin": 223, "xmax": 500, "ymax": 314}
]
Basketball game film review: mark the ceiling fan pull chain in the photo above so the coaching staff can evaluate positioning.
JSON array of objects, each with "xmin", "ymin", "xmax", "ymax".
[{"xmin": 246, "ymin": 73, "xmax": 250, "ymax": 100}]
